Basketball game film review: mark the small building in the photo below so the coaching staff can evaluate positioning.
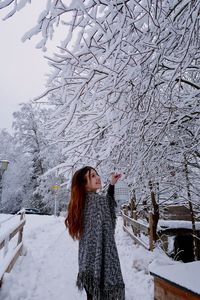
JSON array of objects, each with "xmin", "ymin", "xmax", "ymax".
[
  {"xmin": 160, "ymin": 204, "xmax": 196, "ymax": 221},
  {"xmin": 150, "ymin": 261, "xmax": 200, "ymax": 300},
  {"xmin": 158, "ymin": 219, "xmax": 200, "ymax": 262},
  {"xmin": 158, "ymin": 204, "xmax": 200, "ymax": 262}
]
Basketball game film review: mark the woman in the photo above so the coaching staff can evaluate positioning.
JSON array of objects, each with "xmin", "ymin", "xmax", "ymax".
[{"xmin": 65, "ymin": 166, "xmax": 125, "ymax": 300}]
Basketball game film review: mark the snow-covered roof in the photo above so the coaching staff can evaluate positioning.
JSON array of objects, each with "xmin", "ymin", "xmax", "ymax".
[
  {"xmin": 158, "ymin": 220, "xmax": 200, "ymax": 230},
  {"xmin": 150, "ymin": 261, "xmax": 200, "ymax": 295}
]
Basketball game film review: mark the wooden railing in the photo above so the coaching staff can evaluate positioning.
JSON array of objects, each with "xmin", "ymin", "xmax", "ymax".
[
  {"xmin": 0, "ymin": 211, "xmax": 26, "ymax": 287},
  {"xmin": 121, "ymin": 209, "xmax": 154, "ymax": 251}
]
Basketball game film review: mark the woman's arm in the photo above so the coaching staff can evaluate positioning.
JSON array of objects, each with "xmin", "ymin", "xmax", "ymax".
[
  {"xmin": 106, "ymin": 173, "xmax": 122, "ymax": 229},
  {"xmin": 106, "ymin": 185, "xmax": 117, "ymax": 230},
  {"xmin": 106, "ymin": 184, "xmax": 115, "ymax": 201},
  {"xmin": 106, "ymin": 173, "xmax": 121, "ymax": 202}
]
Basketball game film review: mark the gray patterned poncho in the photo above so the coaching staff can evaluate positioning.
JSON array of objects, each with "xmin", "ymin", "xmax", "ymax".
[{"xmin": 76, "ymin": 185, "xmax": 125, "ymax": 300}]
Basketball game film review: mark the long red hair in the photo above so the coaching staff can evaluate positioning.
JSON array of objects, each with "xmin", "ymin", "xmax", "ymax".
[{"xmin": 65, "ymin": 166, "xmax": 95, "ymax": 240}]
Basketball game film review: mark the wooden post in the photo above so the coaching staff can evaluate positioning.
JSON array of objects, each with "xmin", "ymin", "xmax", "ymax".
[
  {"xmin": 160, "ymin": 234, "xmax": 168, "ymax": 253},
  {"xmin": 132, "ymin": 210, "xmax": 139, "ymax": 236},
  {"xmin": 149, "ymin": 212, "xmax": 154, "ymax": 251},
  {"xmin": 17, "ymin": 212, "xmax": 24, "ymax": 254},
  {"xmin": 123, "ymin": 206, "xmax": 128, "ymax": 227},
  {"xmin": 130, "ymin": 195, "xmax": 138, "ymax": 235},
  {"xmin": 130, "ymin": 196, "xmax": 136, "ymax": 218}
]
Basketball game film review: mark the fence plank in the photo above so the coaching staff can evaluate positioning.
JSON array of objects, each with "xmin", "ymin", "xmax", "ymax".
[
  {"xmin": 121, "ymin": 211, "xmax": 149, "ymax": 234},
  {"xmin": 0, "ymin": 212, "xmax": 26, "ymax": 288},
  {"xmin": 123, "ymin": 225, "xmax": 150, "ymax": 250},
  {"xmin": 0, "ymin": 242, "xmax": 23, "ymax": 280},
  {"xmin": 0, "ymin": 220, "xmax": 25, "ymax": 250}
]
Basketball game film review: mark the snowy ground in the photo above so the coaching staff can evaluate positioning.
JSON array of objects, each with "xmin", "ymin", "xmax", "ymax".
[{"xmin": 0, "ymin": 214, "xmax": 172, "ymax": 300}]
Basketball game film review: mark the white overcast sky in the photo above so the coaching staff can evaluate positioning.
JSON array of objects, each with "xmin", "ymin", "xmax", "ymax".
[{"xmin": 0, "ymin": 2, "xmax": 64, "ymax": 132}]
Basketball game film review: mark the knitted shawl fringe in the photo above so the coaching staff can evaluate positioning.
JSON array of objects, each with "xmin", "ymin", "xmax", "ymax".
[{"xmin": 77, "ymin": 272, "xmax": 125, "ymax": 300}]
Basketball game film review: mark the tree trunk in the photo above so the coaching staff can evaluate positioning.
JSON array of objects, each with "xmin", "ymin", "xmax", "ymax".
[
  {"xmin": 149, "ymin": 181, "xmax": 159, "ymax": 243},
  {"xmin": 184, "ymin": 155, "xmax": 198, "ymax": 260}
]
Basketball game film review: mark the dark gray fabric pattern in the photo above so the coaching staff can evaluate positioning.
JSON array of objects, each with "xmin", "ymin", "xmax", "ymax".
[{"xmin": 76, "ymin": 185, "xmax": 125, "ymax": 300}]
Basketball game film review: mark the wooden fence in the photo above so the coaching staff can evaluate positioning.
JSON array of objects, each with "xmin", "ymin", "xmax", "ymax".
[
  {"xmin": 121, "ymin": 208, "xmax": 154, "ymax": 251},
  {"xmin": 0, "ymin": 211, "xmax": 26, "ymax": 287}
]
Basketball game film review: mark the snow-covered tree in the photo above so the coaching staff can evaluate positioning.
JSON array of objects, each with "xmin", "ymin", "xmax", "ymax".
[
  {"xmin": 1, "ymin": 0, "xmax": 199, "ymax": 208},
  {"xmin": 0, "ymin": 129, "xmax": 32, "ymax": 213},
  {"xmin": 12, "ymin": 102, "xmax": 67, "ymax": 213},
  {"xmin": 12, "ymin": 102, "xmax": 48, "ymax": 209},
  {"xmin": 38, "ymin": 0, "xmax": 199, "ymax": 205}
]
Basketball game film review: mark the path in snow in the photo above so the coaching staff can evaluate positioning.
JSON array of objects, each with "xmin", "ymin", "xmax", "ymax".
[{"xmin": 0, "ymin": 214, "xmax": 166, "ymax": 300}]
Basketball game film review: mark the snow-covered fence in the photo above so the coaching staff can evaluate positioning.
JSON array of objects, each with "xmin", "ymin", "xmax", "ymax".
[
  {"xmin": 121, "ymin": 208, "xmax": 154, "ymax": 251},
  {"xmin": 0, "ymin": 211, "xmax": 26, "ymax": 287}
]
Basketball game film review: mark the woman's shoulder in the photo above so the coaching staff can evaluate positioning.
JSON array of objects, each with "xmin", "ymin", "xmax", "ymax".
[{"xmin": 86, "ymin": 192, "xmax": 107, "ymax": 207}]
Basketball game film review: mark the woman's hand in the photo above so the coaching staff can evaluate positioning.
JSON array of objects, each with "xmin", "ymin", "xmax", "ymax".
[{"xmin": 110, "ymin": 173, "xmax": 122, "ymax": 185}]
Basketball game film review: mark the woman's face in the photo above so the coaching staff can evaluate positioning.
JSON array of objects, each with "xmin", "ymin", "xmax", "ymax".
[{"xmin": 85, "ymin": 169, "xmax": 102, "ymax": 192}]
